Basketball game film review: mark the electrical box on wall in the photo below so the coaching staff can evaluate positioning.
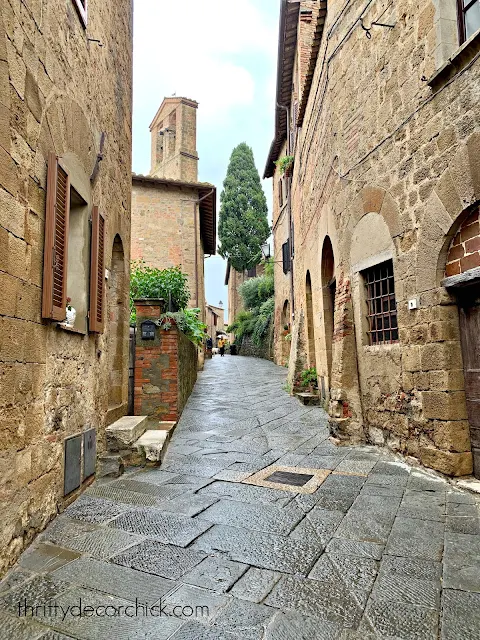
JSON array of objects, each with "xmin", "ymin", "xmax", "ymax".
[
  {"xmin": 408, "ymin": 298, "xmax": 418, "ymax": 310},
  {"xmin": 64, "ymin": 435, "xmax": 82, "ymax": 496}
]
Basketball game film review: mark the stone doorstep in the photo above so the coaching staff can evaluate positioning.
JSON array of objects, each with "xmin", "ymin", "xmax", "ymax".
[
  {"xmin": 295, "ymin": 392, "xmax": 321, "ymax": 406},
  {"xmin": 106, "ymin": 415, "xmax": 149, "ymax": 451},
  {"xmin": 135, "ymin": 430, "xmax": 169, "ymax": 464}
]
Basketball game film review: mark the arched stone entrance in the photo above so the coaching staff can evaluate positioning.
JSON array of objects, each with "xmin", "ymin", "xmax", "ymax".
[
  {"xmin": 305, "ymin": 271, "xmax": 316, "ymax": 369},
  {"xmin": 443, "ymin": 206, "xmax": 480, "ymax": 478},
  {"xmin": 321, "ymin": 236, "xmax": 335, "ymax": 395},
  {"xmin": 107, "ymin": 235, "xmax": 128, "ymax": 412}
]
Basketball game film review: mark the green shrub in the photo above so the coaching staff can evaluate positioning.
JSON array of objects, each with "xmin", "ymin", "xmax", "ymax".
[
  {"xmin": 130, "ymin": 261, "xmax": 190, "ymax": 323},
  {"xmin": 238, "ymin": 271, "xmax": 274, "ymax": 310},
  {"xmin": 158, "ymin": 308, "xmax": 206, "ymax": 345}
]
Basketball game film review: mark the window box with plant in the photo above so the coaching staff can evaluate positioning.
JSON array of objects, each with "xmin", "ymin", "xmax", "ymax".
[{"xmin": 275, "ymin": 155, "xmax": 294, "ymax": 177}]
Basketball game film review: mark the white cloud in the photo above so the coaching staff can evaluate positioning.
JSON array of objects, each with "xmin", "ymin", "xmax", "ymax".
[{"xmin": 133, "ymin": 0, "xmax": 277, "ymax": 127}]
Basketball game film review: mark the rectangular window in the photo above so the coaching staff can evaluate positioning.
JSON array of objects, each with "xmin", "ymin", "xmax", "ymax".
[
  {"xmin": 247, "ymin": 266, "xmax": 257, "ymax": 278},
  {"xmin": 42, "ymin": 154, "xmax": 105, "ymax": 333},
  {"xmin": 278, "ymin": 179, "xmax": 283, "ymax": 208},
  {"xmin": 458, "ymin": 0, "xmax": 480, "ymax": 43},
  {"xmin": 363, "ymin": 260, "xmax": 398, "ymax": 346},
  {"xmin": 282, "ymin": 240, "xmax": 291, "ymax": 274},
  {"xmin": 73, "ymin": 0, "xmax": 88, "ymax": 27}
]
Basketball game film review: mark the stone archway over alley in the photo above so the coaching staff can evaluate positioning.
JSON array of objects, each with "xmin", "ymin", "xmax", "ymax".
[{"xmin": 1, "ymin": 356, "xmax": 480, "ymax": 639}]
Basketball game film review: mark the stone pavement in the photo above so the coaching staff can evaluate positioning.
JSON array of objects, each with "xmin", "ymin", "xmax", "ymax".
[{"xmin": 1, "ymin": 356, "xmax": 480, "ymax": 640}]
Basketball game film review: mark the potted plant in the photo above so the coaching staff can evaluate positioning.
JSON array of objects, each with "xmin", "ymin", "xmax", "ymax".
[
  {"xmin": 296, "ymin": 367, "xmax": 318, "ymax": 393},
  {"xmin": 275, "ymin": 155, "xmax": 294, "ymax": 177},
  {"xmin": 65, "ymin": 297, "xmax": 76, "ymax": 327}
]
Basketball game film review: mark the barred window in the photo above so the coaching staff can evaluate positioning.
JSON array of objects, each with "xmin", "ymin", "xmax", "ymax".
[{"xmin": 363, "ymin": 260, "xmax": 398, "ymax": 345}]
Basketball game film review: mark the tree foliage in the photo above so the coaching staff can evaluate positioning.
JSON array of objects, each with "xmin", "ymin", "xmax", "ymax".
[
  {"xmin": 227, "ymin": 264, "xmax": 275, "ymax": 347},
  {"xmin": 218, "ymin": 143, "xmax": 270, "ymax": 272}
]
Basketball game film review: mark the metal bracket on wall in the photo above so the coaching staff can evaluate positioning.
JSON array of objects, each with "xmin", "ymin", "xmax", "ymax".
[{"xmin": 360, "ymin": 17, "xmax": 396, "ymax": 39}]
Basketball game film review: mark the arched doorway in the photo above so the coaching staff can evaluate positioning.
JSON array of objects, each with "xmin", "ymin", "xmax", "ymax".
[
  {"xmin": 321, "ymin": 237, "xmax": 335, "ymax": 393},
  {"xmin": 305, "ymin": 271, "xmax": 316, "ymax": 369},
  {"xmin": 108, "ymin": 235, "xmax": 127, "ymax": 410},
  {"xmin": 281, "ymin": 299, "xmax": 291, "ymax": 365},
  {"xmin": 443, "ymin": 206, "xmax": 480, "ymax": 478}
]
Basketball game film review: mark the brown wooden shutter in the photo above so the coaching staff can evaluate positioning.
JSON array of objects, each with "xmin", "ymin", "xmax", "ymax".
[
  {"xmin": 42, "ymin": 153, "xmax": 70, "ymax": 321},
  {"xmin": 89, "ymin": 206, "xmax": 105, "ymax": 333}
]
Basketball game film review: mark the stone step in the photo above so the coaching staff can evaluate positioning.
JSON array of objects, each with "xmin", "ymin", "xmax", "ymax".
[
  {"xmin": 156, "ymin": 421, "xmax": 177, "ymax": 434},
  {"xmin": 135, "ymin": 430, "xmax": 169, "ymax": 464},
  {"xmin": 295, "ymin": 392, "xmax": 321, "ymax": 406},
  {"xmin": 106, "ymin": 415, "xmax": 149, "ymax": 452},
  {"xmin": 97, "ymin": 455, "xmax": 124, "ymax": 478}
]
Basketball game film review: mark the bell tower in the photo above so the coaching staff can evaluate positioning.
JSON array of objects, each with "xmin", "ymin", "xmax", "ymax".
[{"xmin": 149, "ymin": 97, "xmax": 199, "ymax": 182}]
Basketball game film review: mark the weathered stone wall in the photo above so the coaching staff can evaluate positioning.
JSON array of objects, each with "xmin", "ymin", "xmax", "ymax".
[
  {"xmin": 274, "ymin": 0, "xmax": 480, "ymax": 475},
  {"xmin": 0, "ymin": 0, "xmax": 133, "ymax": 575},
  {"xmin": 239, "ymin": 323, "xmax": 274, "ymax": 361},
  {"xmin": 131, "ymin": 180, "xmax": 206, "ymax": 321},
  {"xmin": 177, "ymin": 330, "xmax": 198, "ymax": 414}
]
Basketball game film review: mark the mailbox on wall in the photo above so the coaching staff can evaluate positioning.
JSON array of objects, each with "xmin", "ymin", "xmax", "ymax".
[{"xmin": 141, "ymin": 320, "xmax": 156, "ymax": 340}]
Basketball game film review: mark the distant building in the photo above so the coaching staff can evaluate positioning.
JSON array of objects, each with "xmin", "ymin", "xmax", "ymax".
[
  {"xmin": 205, "ymin": 302, "xmax": 225, "ymax": 346},
  {"xmin": 131, "ymin": 98, "xmax": 216, "ymax": 323}
]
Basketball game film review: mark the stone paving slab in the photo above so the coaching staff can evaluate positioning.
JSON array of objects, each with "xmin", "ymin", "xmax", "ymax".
[
  {"xmin": 3, "ymin": 355, "xmax": 480, "ymax": 639},
  {"xmin": 51, "ymin": 556, "xmax": 178, "ymax": 603},
  {"xmin": 109, "ymin": 507, "xmax": 212, "ymax": 547}
]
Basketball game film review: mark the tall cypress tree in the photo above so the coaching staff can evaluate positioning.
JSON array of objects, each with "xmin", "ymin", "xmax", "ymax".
[{"xmin": 218, "ymin": 143, "xmax": 270, "ymax": 272}]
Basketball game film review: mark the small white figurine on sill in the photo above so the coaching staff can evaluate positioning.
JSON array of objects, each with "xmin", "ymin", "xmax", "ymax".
[{"xmin": 65, "ymin": 297, "xmax": 76, "ymax": 327}]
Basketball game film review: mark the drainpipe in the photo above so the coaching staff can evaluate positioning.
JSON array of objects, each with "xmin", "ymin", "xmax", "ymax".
[
  {"xmin": 277, "ymin": 102, "xmax": 295, "ymax": 324},
  {"xmin": 193, "ymin": 188, "xmax": 215, "ymax": 310}
]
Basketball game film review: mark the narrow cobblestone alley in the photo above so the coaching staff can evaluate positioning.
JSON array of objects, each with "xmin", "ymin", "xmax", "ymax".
[{"xmin": 1, "ymin": 356, "xmax": 480, "ymax": 639}]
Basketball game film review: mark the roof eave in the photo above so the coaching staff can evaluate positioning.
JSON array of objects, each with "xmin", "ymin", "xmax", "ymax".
[{"xmin": 263, "ymin": 0, "xmax": 301, "ymax": 179}]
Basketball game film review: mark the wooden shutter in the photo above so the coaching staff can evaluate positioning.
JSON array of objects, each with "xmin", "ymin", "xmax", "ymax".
[
  {"xmin": 89, "ymin": 206, "xmax": 105, "ymax": 333},
  {"xmin": 282, "ymin": 240, "xmax": 291, "ymax": 274},
  {"xmin": 42, "ymin": 153, "xmax": 70, "ymax": 321}
]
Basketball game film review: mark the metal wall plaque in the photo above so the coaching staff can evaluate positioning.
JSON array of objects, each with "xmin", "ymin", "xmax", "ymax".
[
  {"xmin": 64, "ymin": 435, "xmax": 82, "ymax": 496},
  {"xmin": 83, "ymin": 428, "xmax": 96, "ymax": 479},
  {"xmin": 141, "ymin": 320, "xmax": 156, "ymax": 340}
]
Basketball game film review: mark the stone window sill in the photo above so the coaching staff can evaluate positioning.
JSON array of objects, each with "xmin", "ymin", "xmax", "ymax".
[
  {"xmin": 428, "ymin": 30, "xmax": 480, "ymax": 90},
  {"xmin": 363, "ymin": 343, "xmax": 401, "ymax": 353},
  {"xmin": 56, "ymin": 323, "xmax": 87, "ymax": 336}
]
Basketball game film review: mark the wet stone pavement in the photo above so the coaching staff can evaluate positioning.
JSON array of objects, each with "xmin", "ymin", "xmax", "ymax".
[{"xmin": 2, "ymin": 356, "xmax": 480, "ymax": 639}]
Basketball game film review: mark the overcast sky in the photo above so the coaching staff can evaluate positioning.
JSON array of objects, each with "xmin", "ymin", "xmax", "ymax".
[{"xmin": 132, "ymin": 0, "xmax": 279, "ymax": 321}]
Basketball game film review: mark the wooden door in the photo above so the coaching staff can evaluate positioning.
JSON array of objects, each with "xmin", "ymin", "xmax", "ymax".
[{"xmin": 459, "ymin": 285, "xmax": 480, "ymax": 478}]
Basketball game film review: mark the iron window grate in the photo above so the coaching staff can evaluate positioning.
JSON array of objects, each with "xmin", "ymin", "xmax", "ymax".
[{"xmin": 364, "ymin": 260, "xmax": 398, "ymax": 345}]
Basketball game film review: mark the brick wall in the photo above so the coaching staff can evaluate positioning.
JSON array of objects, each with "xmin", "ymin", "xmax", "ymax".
[
  {"xmin": 131, "ymin": 180, "xmax": 206, "ymax": 320},
  {"xmin": 134, "ymin": 301, "xmax": 197, "ymax": 421},
  {"xmin": 446, "ymin": 208, "xmax": 480, "ymax": 276}
]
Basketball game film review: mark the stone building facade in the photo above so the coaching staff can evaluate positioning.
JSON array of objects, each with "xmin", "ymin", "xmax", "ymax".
[
  {"xmin": 131, "ymin": 98, "xmax": 216, "ymax": 324},
  {"xmin": 0, "ymin": 0, "xmax": 133, "ymax": 575},
  {"xmin": 206, "ymin": 302, "xmax": 225, "ymax": 346},
  {"xmin": 265, "ymin": 0, "xmax": 480, "ymax": 477}
]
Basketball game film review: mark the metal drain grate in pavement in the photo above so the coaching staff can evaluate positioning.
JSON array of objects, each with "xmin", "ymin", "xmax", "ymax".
[
  {"xmin": 243, "ymin": 465, "xmax": 330, "ymax": 494},
  {"xmin": 265, "ymin": 471, "xmax": 314, "ymax": 487}
]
